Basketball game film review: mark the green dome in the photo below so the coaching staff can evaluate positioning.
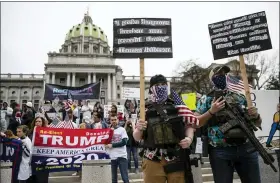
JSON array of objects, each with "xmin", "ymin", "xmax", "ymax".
[{"xmin": 65, "ymin": 14, "xmax": 108, "ymax": 43}]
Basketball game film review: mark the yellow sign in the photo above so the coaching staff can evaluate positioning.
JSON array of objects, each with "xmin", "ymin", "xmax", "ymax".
[{"xmin": 181, "ymin": 93, "xmax": 197, "ymax": 110}]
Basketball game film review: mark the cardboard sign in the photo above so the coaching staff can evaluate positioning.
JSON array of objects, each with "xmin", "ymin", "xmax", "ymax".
[
  {"xmin": 208, "ymin": 11, "xmax": 272, "ymax": 60},
  {"xmin": 181, "ymin": 93, "xmax": 197, "ymax": 110},
  {"xmin": 113, "ymin": 18, "xmax": 173, "ymax": 58},
  {"xmin": 122, "ymin": 87, "xmax": 140, "ymax": 100},
  {"xmin": 103, "ymin": 105, "xmax": 125, "ymax": 119}
]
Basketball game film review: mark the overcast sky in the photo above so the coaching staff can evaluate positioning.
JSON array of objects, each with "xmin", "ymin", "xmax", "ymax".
[{"xmin": 1, "ymin": 2, "xmax": 279, "ymax": 77}]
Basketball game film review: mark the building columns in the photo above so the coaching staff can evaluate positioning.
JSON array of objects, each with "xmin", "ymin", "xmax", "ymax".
[
  {"xmin": 107, "ymin": 74, "xmax": 111, "ymax": 101},
  {"xmin": 112, "ymin": 74, "xmax": 116, "ymax": 101},
  {"xmin": 88, "ymin": 73, "xmax": 91, "ymax": 84},
  {"xmin": 72, "ymin": 73, "xmax": 76, "ymax": 87},
  {"xmin": 30, "ymin": 87, "xmax": 33, "ymax": 101},
  {"xmin": 6, "ymin": 87, "xmax": 9, "ymax": 102},
  {"xmin": 46, "ymin": 72, "xmax": 50, "ymax": 84},
  {"xmin": 93, "ymin": 73, "xmax": 96, "ymax": 83},
  {"xmin": 67, "ymin": 73, "xmax": 71, "ymax": 86},
  {"xmin": 52, "ymin": 73, "xmax": 56, "ymax": 84},
  {"xmin": 18, "ymin": 87, "xmax": 21, "ymax": 104}
]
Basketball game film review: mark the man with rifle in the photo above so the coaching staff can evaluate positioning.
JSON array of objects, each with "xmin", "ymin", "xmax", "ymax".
[
  {"xmin": 194, "ymin": 65, "xmax": 278, "ymax": 183},
  {"xmin": 133, "ymin": 74, "xmax": 199, "ymax": 183}
]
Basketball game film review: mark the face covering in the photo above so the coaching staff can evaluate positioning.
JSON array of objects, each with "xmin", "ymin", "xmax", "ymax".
[
  {"xmin": 150, "ymin": 85, "xmax": 168, "ymax": 104},
  {"xmin": 212, "ymin": 75, "xmax": 227, "ymax": 90}
]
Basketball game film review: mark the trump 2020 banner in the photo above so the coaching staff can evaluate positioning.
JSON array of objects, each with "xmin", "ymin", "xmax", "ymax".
[
  {"xmin": 0, "ymin": 137, "xmax": 23, "ymax": 183},
  {"xmin": 31, "ymin": 127, "xmax": 113, "ymax": 172},
  {"xmin": 44, "ymin": 82, "xmax": 101, "ymax": 100}
]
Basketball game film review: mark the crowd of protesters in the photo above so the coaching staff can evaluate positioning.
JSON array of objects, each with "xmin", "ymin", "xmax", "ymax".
[{"xmin": 0, "ymin": 98, "xmax": 140, "ymax": 183}]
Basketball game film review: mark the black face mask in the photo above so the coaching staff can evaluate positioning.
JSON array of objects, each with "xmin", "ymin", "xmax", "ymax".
[{"xmin": 212, "ymin": 75, "xmax": 227, "ymax": 90}]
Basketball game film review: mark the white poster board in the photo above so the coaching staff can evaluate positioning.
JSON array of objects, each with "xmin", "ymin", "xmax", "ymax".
[
  {"xmin": 251, "ymin": 90, "xmax": 279, "ymax": 139},
  {"xmin": 103, "ymin": 105, "xmax": 125, "ymax": 119},
  {"xmin": 122, "ymin": 87, "xmax": 140, "ymax": 100}
]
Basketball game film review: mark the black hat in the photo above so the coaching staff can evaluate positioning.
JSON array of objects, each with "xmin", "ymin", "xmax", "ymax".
[{"xmin": 149, "ymin": 74, "xmax": 167, "ymax": 88}]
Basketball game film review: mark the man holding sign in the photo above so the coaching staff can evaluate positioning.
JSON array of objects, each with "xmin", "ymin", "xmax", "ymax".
[
  {"xmin": 195, "ymin": 66, "xmax": 262, "ymax": 183},
  {"xmin": 133, "ymin": 74, "xmax": 198, "ymax": 183}
]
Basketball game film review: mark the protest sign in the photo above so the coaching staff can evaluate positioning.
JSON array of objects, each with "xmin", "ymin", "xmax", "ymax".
[
  {"xmin": 181, "ymin": 93, "xmax": 197, "ymax": 110},
  {"xmin": 122, "ymin": 87, "xmax": 140, "ymax": 100},
  {"xmin": 208, "ymin": 11, "xmax": 272, "ymax": 60},
  {"xmin": 0, "ymin": 137, "xmax": 23, "ymax": 183},
  {"xmin": 44, "ymin": 82, "xmax": 101, "ymax": 100},
  {"xmin": 103, "ymin": 105, "xmax": 125, "ymax": 118},
  {"xmin": 113, "ymin": 18, "xmax": 173, "ymax": 58},
  {"xmin": 113, "ymin": 17, "xmax": 173, "ymax": 121},
  {"xmin": 31, "ymin": 127, "xmax": 113, "ymax": 172},
  {"xmin": 208, "ymin": 11, "xmax": 273, "ymax": 109}
]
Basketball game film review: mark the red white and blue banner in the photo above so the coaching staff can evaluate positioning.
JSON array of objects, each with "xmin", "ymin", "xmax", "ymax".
[
  {"xmin": 31, "ymin": 127, "xmax": 113, "ymax": 172},
  {"xmin": 0, "ymin": 137, "xmax": 23, "ymax": 183}
]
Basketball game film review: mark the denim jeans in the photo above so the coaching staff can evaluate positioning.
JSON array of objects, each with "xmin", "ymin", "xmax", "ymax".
[
  {"xmin": 209, "ymin": 142, "xmax": 261, "ymax": 183},
  {"xmin": 126, "ymin": 146, "xmax": 139, "ymax": 169},
  {"xmin": 111, "ymin": 157, "xmax": 129, "ymax": 183},
  {"xmin": 266, "ymin": 122, "xmax": 280, "ymax": 145}
]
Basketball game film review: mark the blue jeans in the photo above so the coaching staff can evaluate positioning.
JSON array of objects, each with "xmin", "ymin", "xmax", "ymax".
[
  {"xmin": 209, "ymin": 142, "xmax": 261, "ymax": 183},
  {"xmin": 266, "ymin": 122, "xmax": 280, "ymax": 145},
  {"xmin": 126, "ymin": 146, "xmax": 139, "ymax": 169},
  {"xmin": 111, "ymin": 157, "xmax": 129, "ymax": 183}
]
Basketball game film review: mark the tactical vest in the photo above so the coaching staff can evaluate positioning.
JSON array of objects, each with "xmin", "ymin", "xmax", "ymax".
[{"xmin": 143, "ymin": 100, "xmax": 183, "ymax": 149}]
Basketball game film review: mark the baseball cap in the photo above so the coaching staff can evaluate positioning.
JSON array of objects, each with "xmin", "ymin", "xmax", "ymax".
[{"xmin": 209, "ymin": 65, "xmax": 230, "ymax": 81}]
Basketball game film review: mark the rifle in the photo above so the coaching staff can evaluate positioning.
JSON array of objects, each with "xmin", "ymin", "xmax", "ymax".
[{"xmin": 218, "ymin": 100, "xmax": 278, "ymax": 172}]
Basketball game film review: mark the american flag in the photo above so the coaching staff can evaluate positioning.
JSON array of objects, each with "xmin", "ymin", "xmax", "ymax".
[
  {"xmin": 48, "ymin": 118, "xmax": 75, "ymax": 129},
  {"xmin": 226, "ymin": 74, "xmax": 253, "ymax": 95},
  {"xmin": 171, "ymin": 89, "xmax": 199, "ymax": 127}
]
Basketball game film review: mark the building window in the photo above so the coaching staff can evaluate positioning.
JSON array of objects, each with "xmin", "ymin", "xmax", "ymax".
[
  {"xmin": 12, "ymin": 91, "xmax": 16, "ymax": 94},
  {"xmin": 72, "ymin": 46, "xmax": 78, "ymax": 53},
  {"xmin": 117, "ymin": 85, "xmax": 120, "ymax": 90},
  {"xmin": 60, "ymin": 78, "xmax": 66, "ymax": 84},
  {"xmin": 22, "ymin": 100, "xmax": 27, "ymax": 109},
  {"xmin": 34, "ymin": 100, "xmax": 40, "ymax": 111},
  {"xmin": 84, "ymin": 46, "xmax": 89, "ymax": 53},
  {"xmin": 10, "ymin": 100, "xmax": 15, "ymax": 104},
  {"xmin": 24, "ymin": 91, "xmax": 28, "ymax": 95},
  {"xmin": 80, "ymin": 78, "xmax": 85, "ymax": 85},
  {"xmin": 103, "ymin": 47, "xmax": 108, "ymax": 54},
  {"xmin": 0, "ymin": 100, "xmax": 3, "ymax": 103},
  {"xmin": 101, "ymin": 91, "xmax": 105, "ymax": 98},
  {"xmin": 0, "ymin": 91, "xmax": 3, "ymax": 94},
  {"xmin": 64, "ymin": 47, "xmax": 68, "ymax": 53},
  {"xmin": 117, "ymin": 102, "xmax": 120, "ymax": 105},
  {"xmin": 99, "ymin": 78, "xmax": 104, "ymax": 82},
  {"xmin": 117, "ymin": 94, "xmax": 120, "ymax": 99},
  {"xmin": 35, "ymin": 91, "xmax": 39, "ymax": 94},
  {"xmin": 101, "ymin": 98, "xmax": 105, "ymax": 105},
  {"xmin": 93, "ymin": 46, "xmax": 98, "ymax": 53}
]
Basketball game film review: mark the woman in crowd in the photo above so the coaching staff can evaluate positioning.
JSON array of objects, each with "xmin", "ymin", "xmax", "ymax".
[
  {"xmin": 16, "ymin": 125, "xmax": 32, "ymax": 183},
  {"xmin": 7, "ymin": 111, "xmax": 22, "ymax": 137},
  {"xmin": 28, "ymin": 116, "xmax": 49, "ymax": 183}
]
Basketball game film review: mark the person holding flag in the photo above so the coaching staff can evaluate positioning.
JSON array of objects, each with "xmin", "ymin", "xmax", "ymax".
[
  {"xmin": 133, "ymin": 74, "xmax": 199, "ymax": 183},
  {"xmin": 194, "ymin": 65, "xmax": 262, "ymax": 183}
]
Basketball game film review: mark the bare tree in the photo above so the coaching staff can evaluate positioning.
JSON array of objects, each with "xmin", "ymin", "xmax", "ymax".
[
  {"xmin": 243, "ymin": 51, "xmax": 279, "ymax": 90},
  {"xmin": 172, "ymin": 59, "xmax": 212, "ymax": 95}
]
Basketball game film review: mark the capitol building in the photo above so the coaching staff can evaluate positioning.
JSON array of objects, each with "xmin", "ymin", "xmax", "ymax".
[
  {"xmin": 0, "ymin": 13, "xmax": 179, "ymax": 110},
  {"xmin": 1, "ymin": 13, "xmax": 259, "ymax": 110}
]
